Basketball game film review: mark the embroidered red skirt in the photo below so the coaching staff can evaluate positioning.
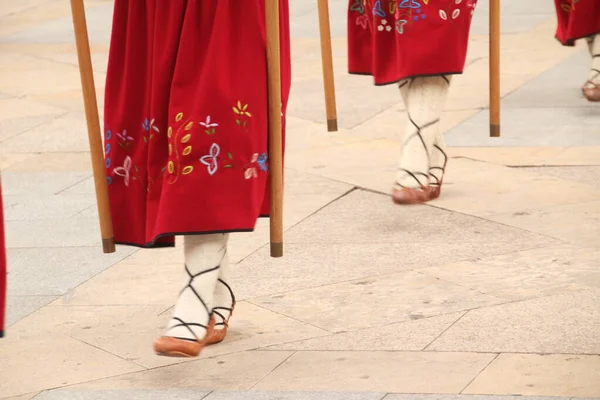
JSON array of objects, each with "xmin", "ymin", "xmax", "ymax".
[
  {"xmin": 104, "ymin": 0, "xmax": 291, "ymax": 248},
  {"xmin": 555, "ymin": 0, "xmax": 600, "ymax": 46},
  {"xmin": 0, "ymin": 178, "xmax": 6, "ymax": 338},
  {"xmin": 348, "ymin": 0, "xmax": 478, "ymax": 85}
]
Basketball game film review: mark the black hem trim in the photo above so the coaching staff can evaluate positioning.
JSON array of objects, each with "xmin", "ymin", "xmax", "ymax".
[
  {"xmin": 0, "ymin": 330, "xmax": 4, "ymax": 338},
  {"xmin": 116, "ymin": 228, "xmax": 256, "ymax": 249},
  {"xmin": 556, "ymin": 29, "xmax": 600, "ymax": 47},
  {"xmin": 349, "ymin": 70, "xmax": 464, "ymax": 86}
]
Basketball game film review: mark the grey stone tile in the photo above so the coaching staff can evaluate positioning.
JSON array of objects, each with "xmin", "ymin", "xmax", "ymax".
[
  {"xmin": 233, "ymin": 235, "xmax": 556, "ymax": 302},
  {"xmin": 60, "ymin": 176, "xmax": 95, "ymax": 195},
  {"xmin": 0, "ymin": 113, "xmax": 95, "ymax": 153},
  {"xmin": 289, "ymin": 0, "xmax": 348, "ymax": 39},
  {"xmin": 0, "ymin": 0, "xmax": 53, "ymax": 18},
  {"xmin": 524, "ymin": 166, "xmax": 600, "ymax": 191},
  {"xmin": 7, "ymin": 246, "xmax": 137, "ymax": 296},
  {"xmin": 5, "ymin": 217, "xmax": 106, "ymax": 248},
  {"xmin": 428, "ymin": 290, "xmax": 600, "ymax": 355},
  {"xmin": 284, "ymin": 190, "xmax": 558, "ymax": 247},
  {"xmin": 0, "ymin": 171, "xmax": 91, "ymax": 196},
  {"xmin": 445, "ymin": 106, "xmax": 600, "ymax": 148},
  {"xmin": 5, "ymin": 295, "xmax": 57, "ymax": 326},
  {"xmin": 34, "ymin": 390, "xmax": 211, "ymax": 400},
  {"xmin": 0, "ymin": 5, "xmax": 113, "ymax": 45},
  {"xmin": 251, "ymin": 269, "xmax": 505, "ymax": 333},
  {"xmin": 207, "ymin": 392, "xmax": 385, "ymax": 400},
  {"xmin": 288, "ymin": 74, "xmax": 401, "ymax": 129},
  {"xmin": 384, "ymin": 396, "xmax": 570, "ymax": 400},
  {"xmin": 3, "ymin": 194, "xmax": 95, "ymax": 220},
  {"xmin": 0, "ymin": 114, "xmax": 62, "ymax": 143},
  {"xmin": 502, "ymin": 52, "xmax": 593, "ymax": 109},
  {"xmin": 268, "ymin": 312, "xmax": 463, "ymax": 352},
  {"xmin": 421, "ymin": 244, "xmax": 600, "ymax": 301}
]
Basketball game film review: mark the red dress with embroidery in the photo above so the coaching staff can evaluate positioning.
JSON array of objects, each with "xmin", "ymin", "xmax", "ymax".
[
  {"xmin": 348, "ymin": 0, "xmax": 478, "ymax": 85},
  {"xmin": 0, "ymin": 178, "xmax": 6, "ymax": 338},
  {"xmin": 104, "ymin": 0, "xmax": 291, "ymax": 248},
  {"xmin": 555, "ymin": 0, "xmax": 600, "ymax": 46}
]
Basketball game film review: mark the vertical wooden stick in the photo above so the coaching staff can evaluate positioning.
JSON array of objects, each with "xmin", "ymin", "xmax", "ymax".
[
  {"xmin": 70, "ymin": 0, "xmax": 115, "ymax": 253},
  {"xmin": 266, "ymin": 0, "xmax": 284, "ymax": 258},
  {"xmin": 318, "ymin": 0, "xmax": 338, "ymax": 132},
  {"xmin": 489, "ymin": 0, "xmax": 501, "ymax": 137}
]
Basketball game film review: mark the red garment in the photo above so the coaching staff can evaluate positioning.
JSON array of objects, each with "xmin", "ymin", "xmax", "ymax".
[
  {"xmin": 104, "ymin": 0, "xmax": 291, "ymax": 248},
  {"xmin": 348, "ymin": 0, "xmax": 478, "ymax": 85},
  {"xmin": 0, "ymin": 177, "xmax": 6, "ymax": 338},
  {"xmin": 555, "ymin": 0, "xmax": 600, "ymax": 46}
]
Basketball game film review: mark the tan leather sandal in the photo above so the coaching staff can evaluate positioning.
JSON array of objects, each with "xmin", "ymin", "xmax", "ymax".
[{"xmin": 154, "ymin": 317, "xmax": 216, "ymax": 358}]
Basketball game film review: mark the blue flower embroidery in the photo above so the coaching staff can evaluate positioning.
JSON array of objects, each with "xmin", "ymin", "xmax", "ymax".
[
  {"xmin": 257, "ymin": 153, "xmax": 268, "ymax": 171},
  {"xmin": 105, "ymin": 130, "xmax": 112, "ymax": 140}
]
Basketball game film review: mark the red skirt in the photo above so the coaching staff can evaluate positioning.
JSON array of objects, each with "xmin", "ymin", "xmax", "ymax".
[
  {"xmin": 555, "ymin": 0, "xmax": 600, "ymax": 46},
  {"xmin": 0, "ymin": 178, "xmax": 6, "ymax": 338},
  {"xmin": 348, "ymin": 0, "xmax": 478, "ymax": 85},
  {"xmin": 104, "ymin": 0, "xmax": 291, "ymax": 248}
]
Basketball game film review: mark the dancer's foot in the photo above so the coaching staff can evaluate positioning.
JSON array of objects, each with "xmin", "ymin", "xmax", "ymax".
[
  {"xmin": 154, "ymin": 316, "xmax": 215, "ymax": 357},
  {"xmin": 583, "ymin": 34, "xmax": 600, "ymax": 102},
  {"xmin": 392, "ymin": 185, "xmax": 431, "ymax": 205},
  {"xmin": 582, "ymin": 80, "xmax": 600, "ymax": 102},
  {"xmin": 154, "ymin": 234, "xmax": 227, "ymax": 358}
]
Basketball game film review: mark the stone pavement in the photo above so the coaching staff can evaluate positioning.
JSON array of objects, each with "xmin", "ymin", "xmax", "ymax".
[{"xmin": 1, "ymin": 0, "xmax": 599, "ymax": 399}]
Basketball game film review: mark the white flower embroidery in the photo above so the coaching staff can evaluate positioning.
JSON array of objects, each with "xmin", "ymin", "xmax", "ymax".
[
  {"xmin": 200, "ymin": 143, "xmax": 220, "ymax": 176},
  {"xmin": 245, "ymin": 153, "xmax": 260, "ymax": 179},
  {"xmin": 114, "ymin": 156, "xmax": 132, "ymax": 186},
  {"xmin": 245, "ymin": 167, "xmax": 258, "ymax": 179},
  {"xmin": 199, "ymin": 116, "xmax": 219, "ymax": 128}
]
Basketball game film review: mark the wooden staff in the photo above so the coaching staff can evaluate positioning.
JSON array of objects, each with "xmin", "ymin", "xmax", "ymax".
[
  {"xmin": 70, "ymin": 0, "xmax": 116, "ymax": 254},
  {"xmin": 318, "ymin": 0, "xmax": 338, "ymax": 132},
  {"xmin": 489, "ymin": 0, "xmax": 501, "ymax": 137},
  {"xmin": 266, "ymin": 0, "xmax": 284, "ymax": 258}
]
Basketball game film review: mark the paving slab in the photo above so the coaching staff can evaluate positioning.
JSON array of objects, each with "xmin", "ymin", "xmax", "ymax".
[
  {"xmin": 250, "ymin": 269, "xmax": 504, "ymax": 333},
  {"xmin": 0, "ymin": 333, "xmax": 142, "ymax": 399},
  {"xmin": 428, "ymin": 290, "xmax": 600, "ymax": 355},
  {"xmin": 267, "ymin": 312, "xmax": 464, "ymax": 352},
  {"xmin": 0, "ymin": 171, "xmax": 91, "ymax": 196},
  {"xmin": 206, "ymin": 392, "xmax": 385, "ymax": 400},
  {"xmin": 4, "ymin": 295, "xmax": 57, "ymax": 326},
  {"xmin": 253, "ymin": 351, "xmax": 495, "ymax": 393},
  {"xmin": 7, "ymin": 246, "xmax": 136, "ymax": 296},
  {"xmin": 421, "ymin": 244, "xmax": 600, "ymax": 301},
  {"xmin": 33, "ymin": 390, "xmax": 211, "ymax": 400},
  {"xmin": 66, "ymin": 351, "xmax": 294, "ymax": 392},
  {"xmin": 464, "ymin": 354, "xmax": 600, "ymax": 397}
]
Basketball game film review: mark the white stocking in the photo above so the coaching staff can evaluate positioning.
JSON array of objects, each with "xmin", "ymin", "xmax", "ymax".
[
  {"xmin": 585, "ymin": 34, "xmax": 600, "ymax": 88},
  {"xmin": 163, "ymin": 233, "xmax": 228, "ymax": 341},
  {"xmin": 395, "ymin": 76, "xmax": 451, "ymax": 190}
]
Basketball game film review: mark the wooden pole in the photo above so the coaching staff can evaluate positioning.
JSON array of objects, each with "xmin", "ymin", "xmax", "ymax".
[
  {"xmin": 266, "ymin": 0, "xmax": 284, "ymax": 258},
  {"xmin": 489, "ymin": 0, "xmax": 501, "ymax": 137},
  {"xmin": 317, "ymin": 0, "xmax": 338, "ymax": 132},
  {"xmin": 70, "ymin": 0, "xmax": 115, "ymax": 253}
]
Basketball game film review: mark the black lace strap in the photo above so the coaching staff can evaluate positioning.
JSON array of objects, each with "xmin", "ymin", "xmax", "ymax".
[{"xmin": 429, "ymin": 144, "xmax": 448, "ymax": 186}]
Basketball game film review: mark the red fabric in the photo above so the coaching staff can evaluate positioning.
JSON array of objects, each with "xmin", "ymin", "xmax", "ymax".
[
  {"xmin": 348, "ymin": 0, "xmax": 478, "ymax": 85},
  {"xmin": 104, "ymin": 0, "xmax": 291, "ymax": 248},
  {"xmin": 0, "ymin": 177, "xmax": 6, "ymax": 338},
  {"xmin": 555, "ymin": 0, "xmax": 600, "ymax": 46}
]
